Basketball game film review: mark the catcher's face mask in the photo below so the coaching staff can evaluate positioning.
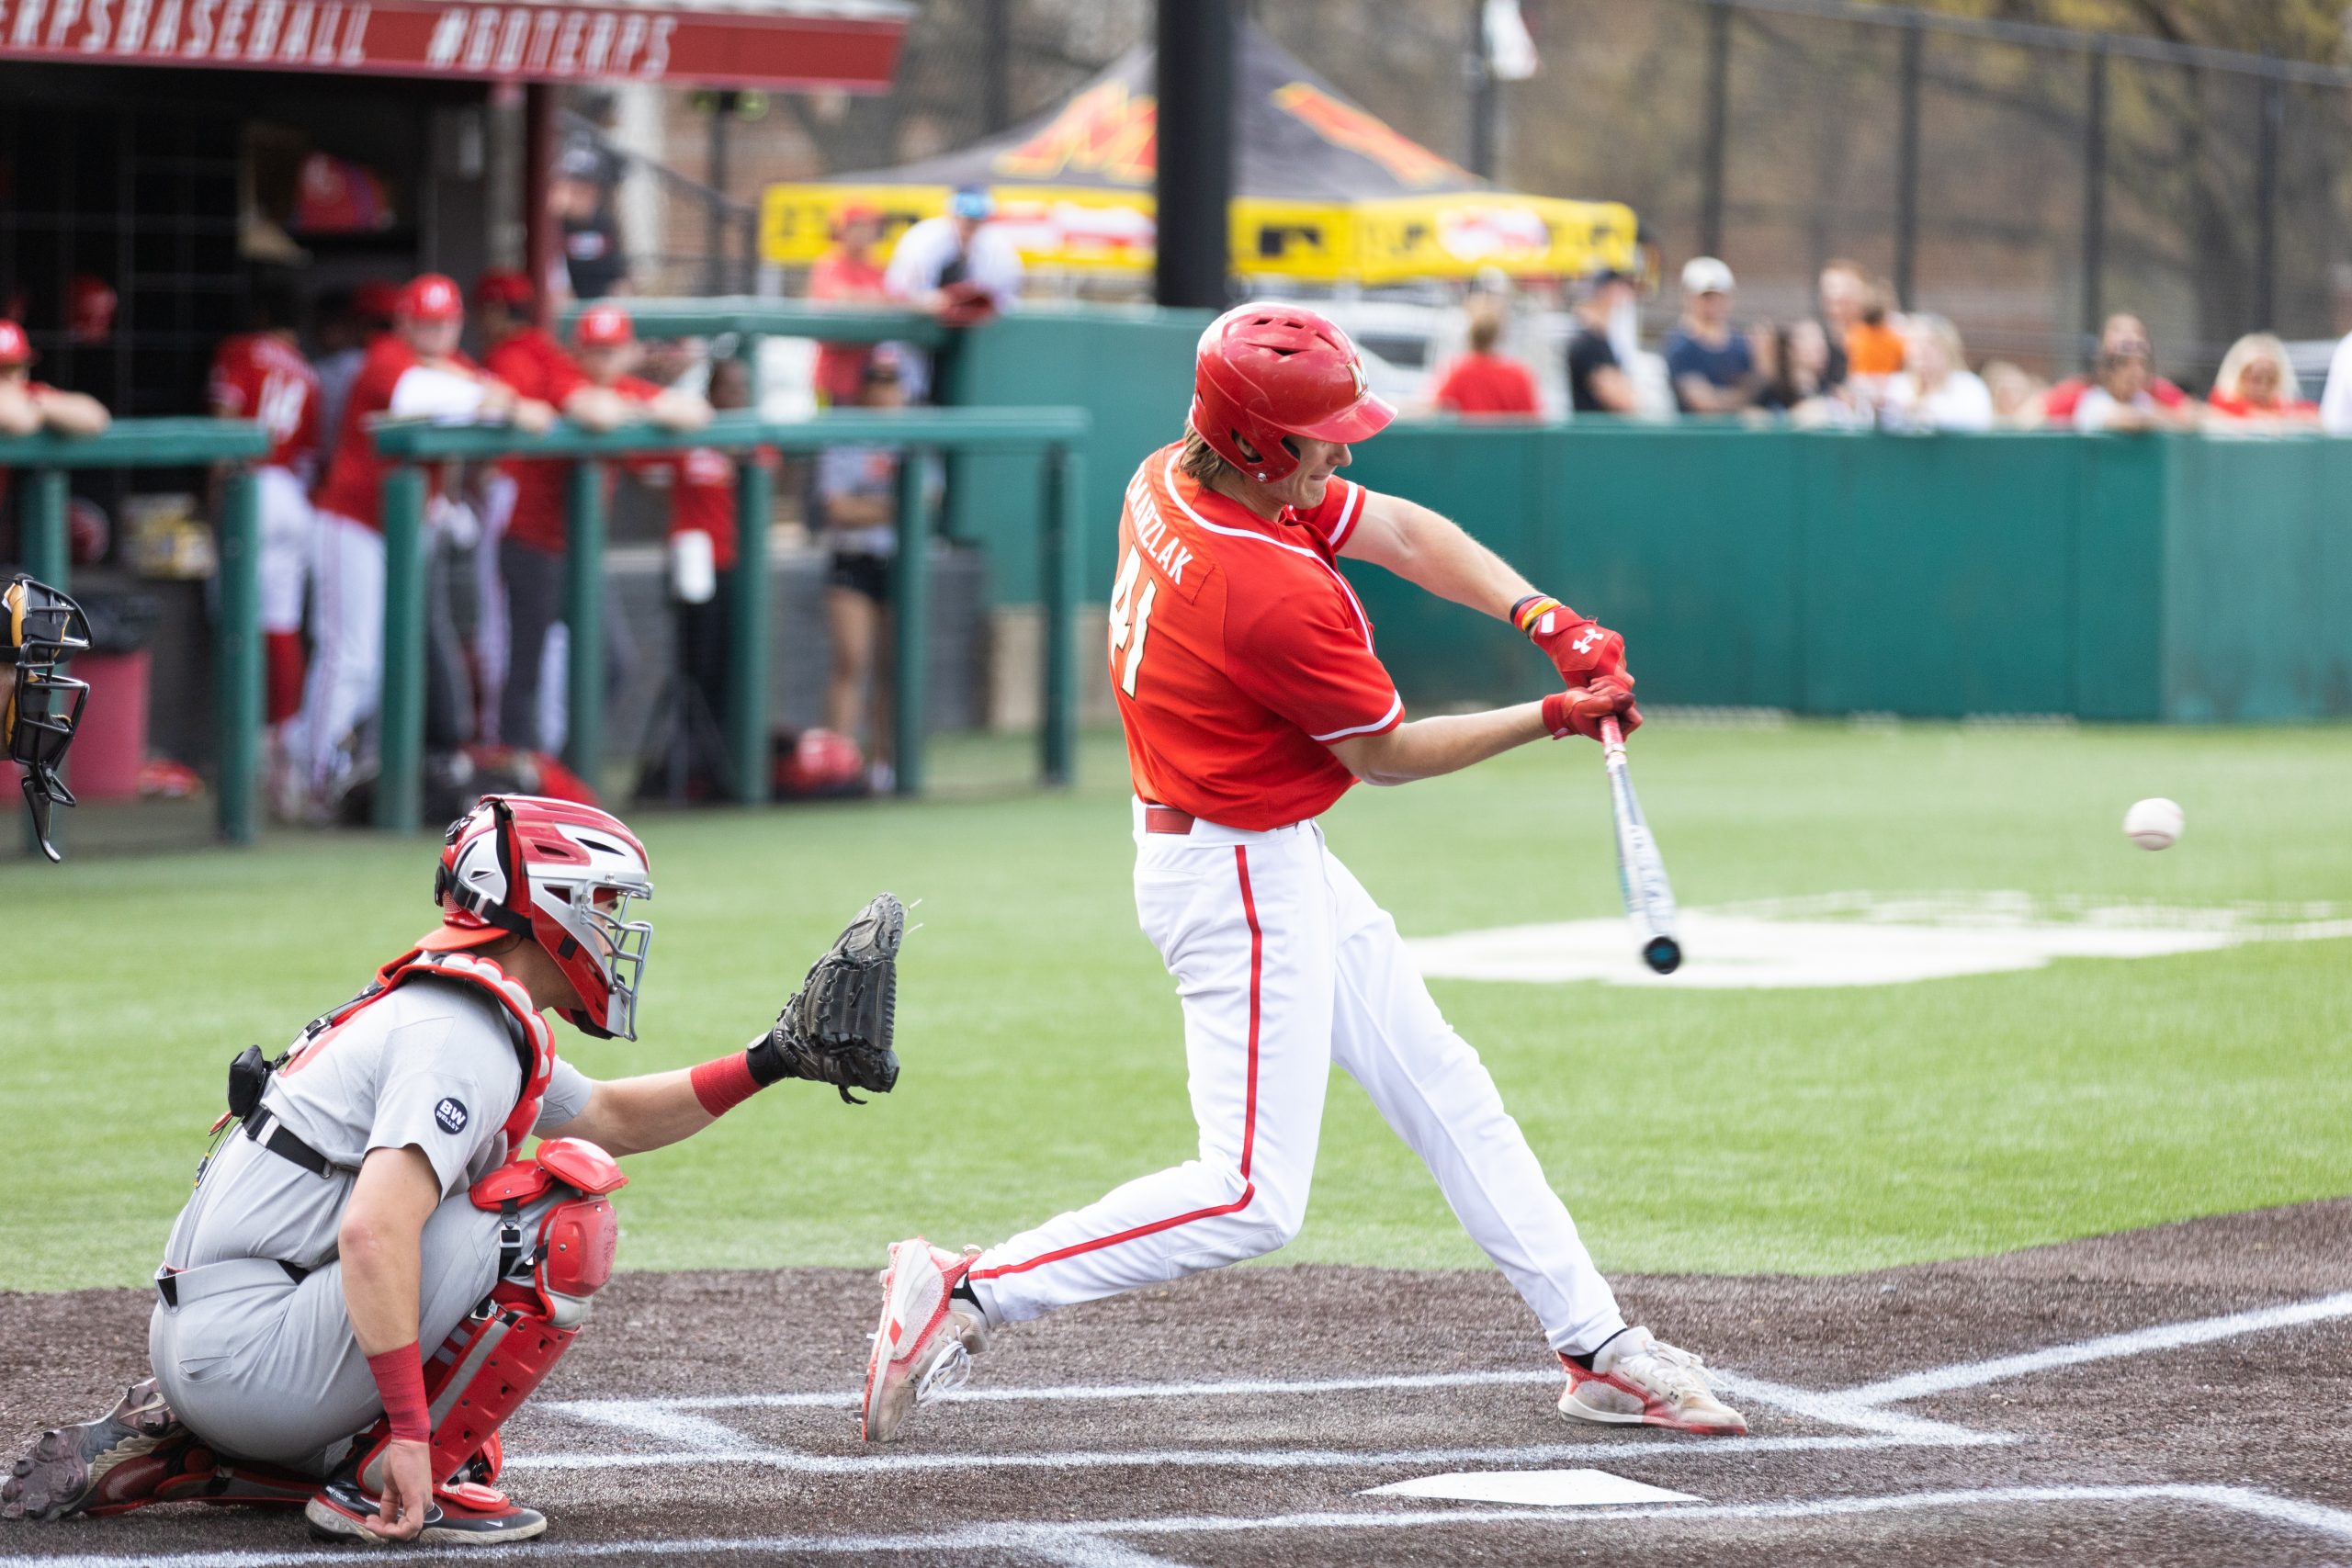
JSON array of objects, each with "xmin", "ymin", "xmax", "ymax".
[{"xmin": 3, "ymin": 575, "xmax": 91, "ymax": 863}]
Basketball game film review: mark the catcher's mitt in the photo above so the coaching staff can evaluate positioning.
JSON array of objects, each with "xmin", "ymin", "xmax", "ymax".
[{"xmin": 750, "ymin": 892, "xmax": 903, "ymax": 1104}]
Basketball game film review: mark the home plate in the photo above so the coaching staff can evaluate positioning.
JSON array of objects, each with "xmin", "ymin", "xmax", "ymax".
[{"xmin": 1361, "ymin": 1468, "xmax": 1702, "ymax": 1507}]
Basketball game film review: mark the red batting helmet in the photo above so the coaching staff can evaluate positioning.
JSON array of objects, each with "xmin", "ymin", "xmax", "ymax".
[
  {"xmin": 398, "ymin": 273, "xmax": 465, "ymax": 324},
  {"xmin": 1189, "ymin": 302, "xmax": 1395, "ymax": 484},
  {"xmin": 472, "ymin": 268, "xmax": 537, "ymax": 313},
  {"xmin": 428, "ymin": 795, "xmax": 655, "ymax": 1041},
  {"xmin": 573, "ymin": 302, "xmax": 633, "ymax": 349}
]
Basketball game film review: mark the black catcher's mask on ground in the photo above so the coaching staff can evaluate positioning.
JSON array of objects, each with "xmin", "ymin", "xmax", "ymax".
[{"xmin": 3, "ymin": 575, "xmax": 92, "ymax": 863}]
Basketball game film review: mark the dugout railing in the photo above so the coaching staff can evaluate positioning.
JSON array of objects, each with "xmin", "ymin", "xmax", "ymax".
[
  {"xmin": 0, "ymin": 419, "xmax": 272, "ymax": 850},
  {"xmin": 368, "ymin": 404, "xmax": 1090, "ymax": 834}
]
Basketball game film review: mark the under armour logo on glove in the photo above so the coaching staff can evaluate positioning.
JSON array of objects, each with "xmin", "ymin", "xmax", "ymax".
[
  {"xmin": 1572, "ymin": 629, "xmax": 1601, "ymax": 654},
  {"xmin": 435, "ymin": 1098, "xmax": 469, "ymax": 1134}
]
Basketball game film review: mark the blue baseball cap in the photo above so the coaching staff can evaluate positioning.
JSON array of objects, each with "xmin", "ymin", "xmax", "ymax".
[{"xmin": 948, "ymin": 186, "xmax": 996, "ymax": 221}]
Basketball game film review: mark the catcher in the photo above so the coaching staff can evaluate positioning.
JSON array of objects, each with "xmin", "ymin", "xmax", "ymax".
[{"xmin": 1, "ymin": 793, "xmax": 902, "ymax": 1545}]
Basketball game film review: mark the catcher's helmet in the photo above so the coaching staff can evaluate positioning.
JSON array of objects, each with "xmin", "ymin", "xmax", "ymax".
[
  {"xmin": 1189, "ymin": 302, "xmax": 1396, "ymax": 484},
  {"xmin": 430, "ymin": 795, "xmax": 655, "ymax": 1041},
  {"xmin": 3, "ymin": 574, "xmax": 91, "ymax": 863}
]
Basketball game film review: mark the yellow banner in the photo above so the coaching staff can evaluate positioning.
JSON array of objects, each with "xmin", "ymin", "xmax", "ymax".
[{"xmin": 763, "ymin": 183, "xmax": 1639, "ymax": 286}]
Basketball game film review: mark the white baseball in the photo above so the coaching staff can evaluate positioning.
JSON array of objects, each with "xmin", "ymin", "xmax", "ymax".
[{"xmin": 2122, "ymin": 797, "xmax": 2183, "ymax": 852}]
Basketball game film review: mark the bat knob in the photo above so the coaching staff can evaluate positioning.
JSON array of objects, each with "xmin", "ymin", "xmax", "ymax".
[{"xmin": 1642, "ymin": 935, "xmax": 1682, "ymax": 976}]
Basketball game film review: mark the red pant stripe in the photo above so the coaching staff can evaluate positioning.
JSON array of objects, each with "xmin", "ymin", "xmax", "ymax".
[{"xmin": 971, "ymin": 845, "xmax": 1263, "ymax": 1283}]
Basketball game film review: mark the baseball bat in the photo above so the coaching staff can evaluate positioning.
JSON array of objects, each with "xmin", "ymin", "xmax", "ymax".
[{"xmin": 1598, "ymin": 715, "xmax": 1682, "ymax": 975}]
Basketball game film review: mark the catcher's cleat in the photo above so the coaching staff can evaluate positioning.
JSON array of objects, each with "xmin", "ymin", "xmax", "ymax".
[
  {"xmin": 304, "ymin": 1470, "xmax": 547, "ymax": 1546},
  {"xmin": 2, "ymin": 1379, "xmax": 189, "ymax": 1521},
  {"xmin": 861, "ymin": 1237, "xmax": 989, "ymax": 1443},
  {"xmin": 1557, "ymin": 1326, "xmax": 1748, "ymax": 1436}
]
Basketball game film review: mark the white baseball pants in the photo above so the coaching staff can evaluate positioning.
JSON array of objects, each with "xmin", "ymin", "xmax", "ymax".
[
  {"xmin": 291, "ymin": 508, "xmax": 385, "ymax": 795},
  {"xmin": 255, "ymin": 466, "xmax": 314, "ymax": 637},
  {"xmin": 967, "ymin": 802, "xmax": 1629, "ymax": 1357}
]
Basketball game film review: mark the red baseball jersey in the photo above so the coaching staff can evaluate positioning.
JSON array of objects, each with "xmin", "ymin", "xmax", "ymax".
[
  {"xmin": 209, "ymin": 333, "xmax": 321, "ymax": 474},
  {"xmin": 311, "ymin": 337, "xmax": 484, "ymax": 529},
  {"xmin": 1111, "ymin": 442, "xmax": 1401, "ymax": 831},
  {"xmin": 486, "ymin": 328, "xmax": 589, "ymax": 555},
  {"xmin": 614, "ymin": 375, "xmax": 744, "ymax": 572}
]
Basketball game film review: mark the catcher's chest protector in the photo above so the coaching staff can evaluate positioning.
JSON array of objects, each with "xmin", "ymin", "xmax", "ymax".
[{"xmin": 317, "ymin": 949, "xmax": 557, "ymax": 1162}]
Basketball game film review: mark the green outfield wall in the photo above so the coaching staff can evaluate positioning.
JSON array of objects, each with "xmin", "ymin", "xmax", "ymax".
[
  {"xmin": 942, "ymin": 322, "xmax": 2352, "ymax": 724},
  {"xmin": 1338, "ymin": 426, "xmax": 2352, "ymax": 723}
]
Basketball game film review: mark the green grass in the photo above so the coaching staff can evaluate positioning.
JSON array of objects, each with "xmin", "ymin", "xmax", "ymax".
[{"xmin": 6, "ymin": 721, "xmax": 2349, "ymax": 1292}]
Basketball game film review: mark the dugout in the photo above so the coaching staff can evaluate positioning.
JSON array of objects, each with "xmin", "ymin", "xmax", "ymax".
[{"xmin": 0, "ymin": 0, "xmax": 910, "ymax": 791}]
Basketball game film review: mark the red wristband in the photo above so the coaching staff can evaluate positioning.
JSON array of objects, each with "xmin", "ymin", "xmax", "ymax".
[
  {"xmin": 366, "ymin": 1345, "xmax": 430, "ymax": 1443},
  {"xmin": 689, "ymin": 1052, "xmax": 763, "ymax": 1118}
]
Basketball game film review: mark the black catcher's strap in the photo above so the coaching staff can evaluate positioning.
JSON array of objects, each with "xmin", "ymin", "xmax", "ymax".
[{"xmin": 243, "ymin": 1110, "xmax": 341, "ymax": 1178}]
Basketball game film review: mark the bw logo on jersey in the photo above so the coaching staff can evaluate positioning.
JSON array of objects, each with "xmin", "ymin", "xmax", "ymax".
[{"xmin": 434, "ymin": 1098, "xmax": 469, "ymax": 1134}]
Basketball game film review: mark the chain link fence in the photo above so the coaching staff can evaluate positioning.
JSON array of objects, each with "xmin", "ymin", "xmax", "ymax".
[
  {"xmin": 1508, "ymin": 0, "xmax": 2352, "ymax": 386},
  {"xmin": 619, "ymin": 0, "xmax": 2352, "ymax": 389}
]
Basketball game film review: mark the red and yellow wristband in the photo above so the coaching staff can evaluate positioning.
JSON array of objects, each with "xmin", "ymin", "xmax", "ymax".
[{"xmin": 1510, "ymin": 593, "xmax": 1571, "ymax": 637}]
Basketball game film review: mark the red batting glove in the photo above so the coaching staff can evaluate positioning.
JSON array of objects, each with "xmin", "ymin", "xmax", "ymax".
[
  {"xmin": 1512, "ymin": 594, "xmax": 1629, "ymax": 689},
  {"xmin": 1542, "ymin": 680, "xmax": 1642, "ymax": 742}
]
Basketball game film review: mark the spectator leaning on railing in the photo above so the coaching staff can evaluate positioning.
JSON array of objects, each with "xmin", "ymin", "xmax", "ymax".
[
  {"xmin": 884, "ymin": 185, "xmax": 1023, "ymax": 400},
  {"xmin": 0, "ymin": 321, "xmax": 109, "ymax": 556},
  {"xmin": 0, "ymin": 321, "xmax": 109, "ymax": 441},
  {"xmin": 2072, "ymin": 342, "xmax": 2192, "ymax": 432},
  {"xmin": 1981, "ymin": 361, "xmax": 2048, "ymax": 428},
  {"xmin": 2208, "ymin": 333, "xmax": 2318, "ymax": 427},
  {"xmin": 496, "ymin": 303, "xmax": 709, "ymax": 759},
  {"xmin": 1881, "ymin": 314, "xmax": 1992, "ymax": 433},
  {"xmin": 475, "ymin": 268, "xmax": 645, "ymax": 752},
  {"xmin": 1664, "ymin": 256, "xmax": 1757, "ymax": 414},
  {"xmin": 2045, "ymin": 314, "xmax": 2188, "ymax": 423}
]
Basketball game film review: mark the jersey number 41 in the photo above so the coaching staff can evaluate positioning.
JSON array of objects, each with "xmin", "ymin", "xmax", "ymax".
[{"xmin": 1107, "ymin": 546, "xmax": 1159, "ymax": 698}]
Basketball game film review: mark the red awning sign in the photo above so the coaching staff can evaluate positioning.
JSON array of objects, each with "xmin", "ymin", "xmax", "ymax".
[{"xmin": 0, "ymin": 0, "xmax": 906, "ymax": 87}]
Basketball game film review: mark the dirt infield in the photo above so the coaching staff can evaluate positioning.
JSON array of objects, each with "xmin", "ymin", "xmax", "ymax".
[{"xmin": 5, "ymin": 1199, "xmax": 2349, "ymax": 1566}]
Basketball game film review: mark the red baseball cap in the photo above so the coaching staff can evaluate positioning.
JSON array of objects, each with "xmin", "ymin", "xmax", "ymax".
[
  {"xmin": 351, "ymin": 281, "xmax": 402, "ymax": 326},
  {"xmin": 473, "ymin": 268, "xmax": 536, "ymax": 311},
  {"xmin": 0, "ymin": 320, "xmax": 32, "ymax": 365},
  {"xmin": 398, "ymin": 273, "xmax": 465, "ymax": 323},
  {"xmin": 574, "ymin": 303, "xmax": 634, "ymax": 349}
]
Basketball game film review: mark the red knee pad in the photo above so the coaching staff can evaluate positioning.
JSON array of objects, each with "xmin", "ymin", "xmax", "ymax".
[{"xmin": 355, "ymin": 1141, "xmax": 628, "ymax": 1494}]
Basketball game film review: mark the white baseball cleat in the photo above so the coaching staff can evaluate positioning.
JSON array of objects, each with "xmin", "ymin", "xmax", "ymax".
[
  {"xmin": 860, "ymin": 1237, "xmax": 989, "ymax": 1443},
  {"xmin": 1557, "ymin": 1326, "xmax": 1747, "ymax": 1436}
]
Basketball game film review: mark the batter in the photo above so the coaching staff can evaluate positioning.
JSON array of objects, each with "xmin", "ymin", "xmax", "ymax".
[{"xmin": 863, "ymin": 303, "xmax": 1746, "ymax": 1442}]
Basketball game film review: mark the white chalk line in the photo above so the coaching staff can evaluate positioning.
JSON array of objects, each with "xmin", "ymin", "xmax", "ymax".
[
  {"xmin": 14, "ymin": 1483, "xmax": 2352, "ymax": 1567},
  {"xmin": 530, "ymin": 1285, "xmax": 2352, "ymax": 1463},
  {"xmin": 1844, "ymin": 1289, "xmax": 2352, "ymax": 1408},
  {"xmin": 501, "ymin": 1429, "xmax": 1978, "ymax": 1475}
]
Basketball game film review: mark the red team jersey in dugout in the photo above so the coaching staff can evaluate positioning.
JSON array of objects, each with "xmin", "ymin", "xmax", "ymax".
[
  {"xmin": 312, "ymin": 338, "xmax": 487, "ymax": 528},
  {"xmin": 1112, "ymin": 443, "xmax": 1402, "ymax": 831},
  {"xmin": 208, "ymin": 333, "xmax": 321, "ymax": 474}
]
